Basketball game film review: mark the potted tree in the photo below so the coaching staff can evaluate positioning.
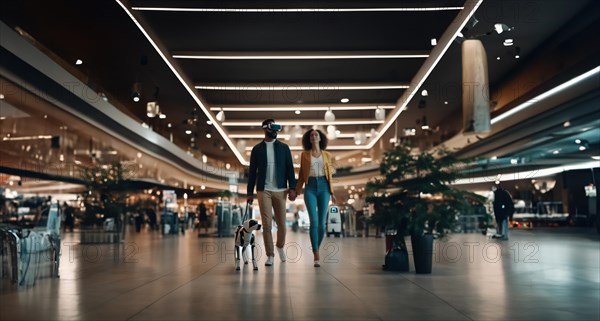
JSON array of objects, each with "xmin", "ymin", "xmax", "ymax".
[
  {"xmin": 80, "ymin": 161, "xmax": 128, "ymax": 243},
  {"xmin": 367, "ymin": 142, "xmax": 484, "ymax": 273}
]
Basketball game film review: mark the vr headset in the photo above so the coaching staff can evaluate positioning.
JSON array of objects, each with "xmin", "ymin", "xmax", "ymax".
[{"xmin": 262, "ymin": 123, "xmax": 282, "ymax": 131}]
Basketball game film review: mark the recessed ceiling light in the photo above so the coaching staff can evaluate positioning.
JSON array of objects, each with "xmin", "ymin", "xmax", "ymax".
[
  {"xmin": 575, "ymin": 139, "xmax": 581, "ymax": 144},
  {"xmin": 167, "ymin": 123, "xmax": 172, "ymax": 128},
  {"xmin": 515, "ymin": 55, "xmax": 520, "ymax": 59},
  {"xmin": 132, "ymin": 82, "xmax": 142, "ymax": 102},
  {"xmin": 295, "ymin": 110, "xmax": 301, "ymax": 115},
  {"xmin": 552, "ymin": 150, "xmax": 560, "ymax": 155},
  {"xmin": 0, "ymin": 94, "xmax": 4, "ymax": 99},
  {"xmin": 563, "ymin": 121, "xmax": 571, "ymax": 127},
  {"xmin": 496, "ymin": 56, "xmax": 501, "ymax": 60},
  {"xmin": 444, "ymin": 101, "xmax": 449, "ymax": 105},
  {"xmin": 510, "ymin": 158, "xmax": 518, "ymax": 164},
  {"xmin": 430, "ymin": 38, "xmax": 437, "ymax": 46},
  {"xmin": 579, "ymin": 146, "xmax": 587, "ymax": 151},
  {"xmin": 75, "ymin": 59, "xmax": 83, "ymax": 65},
  {"xmin": 403, "ymin": 128, "xmax": 416, "ymax": 136},
  {"xmin": 206, "ymin": 120, "xmax": 212, "ymax": 125},
  {"xmin": 503, "ymin": 39, "xmax": 513, "ymax": 46},
  {"xmin": 421, "ymin": 89, "xmax": 428, "ymax": 96},
  {"xmin": 494, "ymin": 23, "xmax": 511, "ymax": 34},
  {"xmin": 137, "ymin": 152, "xmax": 142, "ymax": 158},
  {"xmin": 206, "ymin": 133, "xmax": 212, "ymax": 138},
  {"xmin": 185, "ymin": 130, "xmax": 192, "ymax": 135},
  {"xmin": 340, "ymin": 98, "xmax": 349, "ymax": 103},
  {"xmin": 159, "ymin": 113, "xmax": 166, "ymax": 119}
]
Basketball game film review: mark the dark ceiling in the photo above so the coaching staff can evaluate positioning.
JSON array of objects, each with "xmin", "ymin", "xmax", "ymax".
[{"xmin": 1, "ymin": 0, "xmax": 599, "ymax": 193}]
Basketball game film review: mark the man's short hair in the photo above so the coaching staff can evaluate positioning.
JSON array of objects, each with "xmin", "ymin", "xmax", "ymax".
[{"xmin": 262, "ymin": 119, "xmax": 275, "ymax": 127}]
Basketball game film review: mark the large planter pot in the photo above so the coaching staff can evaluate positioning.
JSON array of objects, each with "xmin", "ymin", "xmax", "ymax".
[{"xmin": 411, "ymin": 234, "xmax": 434, "ymax": 274}]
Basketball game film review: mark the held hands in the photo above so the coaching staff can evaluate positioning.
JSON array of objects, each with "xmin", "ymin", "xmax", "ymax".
[
  {"xmin": 246, "ymin": 196, "xmax": 254, "ymax": 204},
  {"xmin": 331, "ymin": 194, "xmax": 337, "ymax": 205},
  {"xmin": 287, "ymin": 189, "xmax": 297, "ymax": 201}
]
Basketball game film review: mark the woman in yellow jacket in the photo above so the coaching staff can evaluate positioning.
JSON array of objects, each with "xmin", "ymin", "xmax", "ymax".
[{"xmin": 295, "ymin": 129, "xmax": 337, "ymax": 267}]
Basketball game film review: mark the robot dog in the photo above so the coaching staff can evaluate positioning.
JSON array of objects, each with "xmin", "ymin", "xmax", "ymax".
[{"xmin": 234, "ymin": 205, "xmax": 262, "ymax": 271}]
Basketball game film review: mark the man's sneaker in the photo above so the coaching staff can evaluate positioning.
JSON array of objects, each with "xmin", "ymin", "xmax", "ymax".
[
  {"xmin": 276, "ymin": 246, "xmax": 287, "ymax": 262},
  {"xmin": 265, "ymin": 256, "xmax": 274, "ymax": 266}
]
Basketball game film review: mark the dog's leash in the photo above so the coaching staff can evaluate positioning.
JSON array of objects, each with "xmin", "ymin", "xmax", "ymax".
[{"xmin": 241, "ymin": 201, "xmax": 251, "ymax": 223}]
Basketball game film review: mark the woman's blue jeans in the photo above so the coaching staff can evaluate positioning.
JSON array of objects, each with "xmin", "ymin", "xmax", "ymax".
[{"xmin": 304, "ymin": 177, "xmax": 330, "ymax": 253}]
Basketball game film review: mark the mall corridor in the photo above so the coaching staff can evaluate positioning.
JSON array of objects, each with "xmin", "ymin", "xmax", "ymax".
[{"xmin": 1, "ymin": 227, "xmax": 598, "ymax": 321}]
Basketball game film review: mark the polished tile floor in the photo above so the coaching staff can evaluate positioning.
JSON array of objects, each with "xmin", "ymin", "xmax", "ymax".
[{"xmin": 1, "ymin": 226, "xmax": 599, "ymax": 321}]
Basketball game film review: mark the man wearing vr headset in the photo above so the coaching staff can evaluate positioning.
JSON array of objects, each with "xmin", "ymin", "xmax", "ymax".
[{"xmin": 247, "ymin": 119, "xmax": 297, "ymax": 266}]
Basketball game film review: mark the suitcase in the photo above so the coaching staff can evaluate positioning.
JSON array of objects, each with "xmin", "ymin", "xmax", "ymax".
[{"xmin": 326, "ymin": 205, "xmax": 343, "ymax": 237}]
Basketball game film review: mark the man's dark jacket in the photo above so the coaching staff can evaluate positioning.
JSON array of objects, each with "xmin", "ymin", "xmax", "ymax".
[
  {"xmin": 247, "ymin": 140, "xmax": 296, "ymax": 196},
  {"xmin": 493, "ymin": 188, "xmax": 514, "ymax": 222}
]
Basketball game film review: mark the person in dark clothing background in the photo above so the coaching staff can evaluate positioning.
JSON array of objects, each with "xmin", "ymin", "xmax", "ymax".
[
  {"xmin": 62, "ymin": 202, "xmax": 74, "ymax": 232},
  {"xmin": 197, "ymin": 201, "xmax": 209, "ymax": 234},
  {"xmin": 493, "ymin": 185, "xmax": 514, "ymax": 240},
  {"xmin": 146, "ymin": 208, "xmax": 158, "ymax": 231}
]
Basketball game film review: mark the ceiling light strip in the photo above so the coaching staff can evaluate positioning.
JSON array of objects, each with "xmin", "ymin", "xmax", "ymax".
[
  {"xmin": 2, "ymin": 135, "xmax": 53, "ymax": 141},
  {"xmin": 195, "ymin": 84, "xmax": 409, "ymax": 90},
  {"xmin": 115, "ymin": 1, "xmax": 247, "ymax": 166},
  {"xmin": 133, "ymin": 7, "xmax": 464, "ymax": 13},
  {"xmin": 224, "ymin": 120, "xmax": 384, "ymax": 126},
  {"xmin": 491, "ymin": 66, "xmax": 600, "ymax": 125},
  {"xmin": 230, "ymin": 133, "xmax": 372, "ymax": 139},
  {"xmin": 295, "ymin": 145, "xmax": 371, "ymax": 150},
  {"xmin": 173, "ymin": 53, "xmax": 429, "ymax": 60},
  {"xmin": 453, "ymin": 161, "xmax": 600, "ymax": 185},
  {"xmin": 365, "ymin": 0, "xmax": 484, "ymax": 149},
  {"xmin": 210, "ymin": 105, "xmax": 396, "ymax": 111},
  {"xmin": 244, "ymin": 145, "xmax": 370, "ymax": 151}
]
